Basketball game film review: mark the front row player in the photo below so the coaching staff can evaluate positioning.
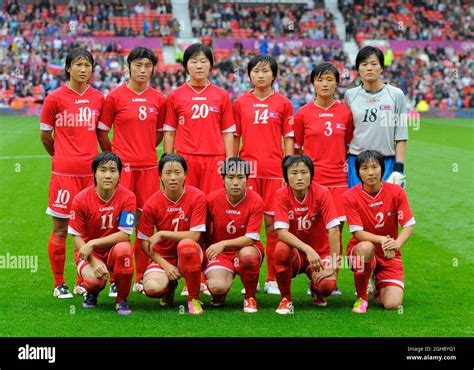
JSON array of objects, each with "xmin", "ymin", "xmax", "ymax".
[
  {"xmin": 343, "ymin": 150, "xmax": 415, "ymax": 314},
  {"xmin": 273, "ymin": 155, "xmax": 341, "ymax": 314},
  {"xmin": 205, "ymin": 158, "xmax": 265, "ymax": 313},
  {"xmin": 68, "ymin": 152, "xmax": 136, "ymax": 315},
  {"xmin": 138, "ymin": 154, "xmax": 208, "ymax": 315}
]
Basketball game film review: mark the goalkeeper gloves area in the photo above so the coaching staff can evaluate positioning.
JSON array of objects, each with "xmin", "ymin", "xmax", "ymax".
[{"xmin": 387, "ymin": 162, "xmax": 406, "ymax": 188}]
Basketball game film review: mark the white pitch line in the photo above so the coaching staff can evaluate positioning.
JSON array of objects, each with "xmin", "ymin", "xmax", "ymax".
[{"xmin": 0, "ymin": 155, "xmax": 50, "ymax": 160}]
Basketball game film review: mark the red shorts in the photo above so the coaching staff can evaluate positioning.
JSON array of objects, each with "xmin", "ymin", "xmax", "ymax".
[
  {"xmin": 327, "ymin": 185, "xmax": 347, "ymax": 222},
  {"xmin": 247, "ymin": 178, "xmax": 283, "ymax": 215},
  {"xmin": 204, "ymin": 244, "xmax": 265, "ymax": 275},
  {"xmin": 178, "ymin": 152, "xmax": 225, "ymax": 195},
  {"xmin": 74, "ymin": 242, "xmax": 133, "ymax": 275},
  {"xmin": 143, "ymin": 241, "xmax": 206, "ymax": 276},
  {"xmin": 347, "ymin": 241, "xmax": 404, "ymax": 290},
  {"xmin": 120, "ymin": 166, "xmax": 159, "ymax": 210},
  {"xmin": 46, "ymin": 173, "xmax": 93, "ymax": 218},
  {"xmin": 289, "ymin": 248, "xmax": 332, "ymax": 278}
]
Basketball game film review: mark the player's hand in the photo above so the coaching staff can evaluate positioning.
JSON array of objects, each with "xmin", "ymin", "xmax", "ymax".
[
  {"xmin": 206, "ymin": 242, "xmax": 225, "ymax": 261},
  {"xmin": 90, "ymin": 259, "xmax": 108, "ymax": 279},
  {"xmin": 313, "ymin": 267, "xmax": 335, "ymax": 284},
  {"xmin": 78, "ymin": 242, "xmax": 94, "ymax": 261},
  {"xmin": 162, "ymin": 262, "xmax": 181, "ymax": 281},
  {"xmin": 382, "ymin": 238, "xmax": 401, "ymax": 252},
  {"xmin": 306, "ymin": 247, "xmax": 323, "ymax": 272},
  {"xmin": 387, "ymin": 171, "xmax": 406, "ymax": 188},
  {"xmin": 149, "ymin": 232, "xmax": 162, "ymax": 249}
]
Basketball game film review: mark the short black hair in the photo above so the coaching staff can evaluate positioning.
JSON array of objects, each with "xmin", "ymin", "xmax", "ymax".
[
  {"xmin": 127, "ymin": 46, "xmax": 157, "ymax": 75},
  {"xmin": 247, "ymin": 55, "xmax": 278, "ymax": 83},
  {"xmin": 221, "ymin": 157, "xmax": 250, "ymax": 178},
  {"xmin": 183, "ymin": 43, "xmax": 214, "ymax": 73},
  {"xmin": 159, "ymin": 153, "xmax": 188, "ymax": 174},
  {"xmin": 310, "ymin": 62, "xmax": 340, "ymax": 85},
  {"xmin": 65, "ymin": 48, "xmax": 94, "ymax": 80},
  {"xmin": 282, "ymin": 155, "xmax": 314, "ymax": 183},
  {"xmin": 355, "ymin": 150, "xmax": 385, "ymax": 181},
  {"xmin": 92, "ymin": 152, "xmax": 122, "ymax": 185},
  {"xmin": 355, "ymin": 46, "xmax": 384, "ymax": 72}
]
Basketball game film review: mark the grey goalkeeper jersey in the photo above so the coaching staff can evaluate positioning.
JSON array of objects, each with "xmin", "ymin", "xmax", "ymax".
[{"xmin": 344, "ymin": 84, "xmax": 408, "ymax": 156}]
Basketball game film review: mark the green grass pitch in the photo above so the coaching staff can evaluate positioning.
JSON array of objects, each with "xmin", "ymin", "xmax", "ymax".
[{"xmin": 0, "ymin": 116, "xmax": 472, "ymax": 337}]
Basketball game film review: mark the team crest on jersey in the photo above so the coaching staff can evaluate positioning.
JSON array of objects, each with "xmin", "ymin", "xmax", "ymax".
[
  {"xmin": 269, "ymin": 111, "xmax": 279, "ymax": 118},
  {"xmin": 335, "ymin": 123, "xmax": 346, "ymax": 130},
  {"xmin": 380, "ymin": 105, "xmax": 392, "ymax": 110},
  {"xmin": 209, "ymin": 106, "xmax": 220, "ymax": 113}
]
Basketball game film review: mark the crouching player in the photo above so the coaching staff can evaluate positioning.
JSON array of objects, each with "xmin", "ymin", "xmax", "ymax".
[
  {"xmin": 205, "ymin": 158, "xmax": 265, "ymax": 313},
  {"xmin": 138, "ymin": 154, "xmax": 207, "ymax": 315},
  {"xmin": 272, "ymin": 155, "xmax": 341, "ymax": 314},
  {"xmin": 343, "ymin": 150, "xmax": 415, "ymax": 314},
  {"xmin": 68, "ymin": 152, "xmax": 136, "ymax": 315}
]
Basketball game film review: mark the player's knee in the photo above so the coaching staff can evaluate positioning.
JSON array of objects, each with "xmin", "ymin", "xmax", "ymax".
[
  {"xmin": 382, "ymin": 299, "xmax": 403, "ymax": 310},
  {"xmin": 143, "ymin": 281, "xmax": 169, "ymax": 298},
  {"xmin": 355, "ymin": 241, "xmax": 375, "ymax": 259},
  {"xmin": 83, "ymin": 279, "xmax": 106, "ymax": 294},
  {"xmin": 113, "ymin": 243, "xmax": 134, "ymax": 274},
  {"xmin": 274, "ymin": 241, "xmax": 292, "ymax": 265},
  {"xmin": 312, "ymin": 279, "xmax": 336, "ymax": 297},
  {"xmin": 207, "ymin": 281, "xmax": 229, "ymax": 296},
  {"xmin": 239, "ymin": 254, "xmax": 260, "ymax": 269},
  {"xmin": 177, "ymin": 240, "xmax": 201, "ymax": 272}
]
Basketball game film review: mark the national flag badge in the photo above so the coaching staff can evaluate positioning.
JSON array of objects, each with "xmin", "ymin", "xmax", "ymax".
[{"xmin": 380, "ymin": 105, "xmax": 392, "ymax": 110}]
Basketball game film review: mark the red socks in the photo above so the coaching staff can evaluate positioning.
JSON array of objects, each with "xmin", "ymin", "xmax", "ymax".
[
  {"xmin": 239, "ymin": 254, "xmax": 260, "ymax": 299},
  {"xmin": 48, "ymin": 233, "xmax": 66, "ymax": 287},
  {"xmin": 112, "ymin": 242, "xmax": 134, "ymax": 302},
  {"xmin": 177, "ymin": 240, "xmax": 201, "ymax": 300},
  {"xmin": 134, "ymin": 237, "xmax": 148, "ymax": 284},
  {"xmin": 354, "ymin": 258, "xmax": 376, "ymax": 301},
  {"xmin": 265, "ymin": 232, "xmax": 278, "ymax": 282},
  {"xmin": 274, "ymin": 241, "xmax": 293, "ymax": 301}
]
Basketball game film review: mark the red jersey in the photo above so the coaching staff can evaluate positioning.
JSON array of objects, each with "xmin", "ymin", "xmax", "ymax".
[
  {"xmin": 206, "ymin": 188, "xmax": 264, "ymax": 251},
  {"xmin": 40, "ymin": 85, "xmax": 104, "ymax": 175},
  {"xmin": 294, "ymin": 101, "xmax": 353, "ymax": 186},
  {"xmin": 164, "ymin": 82, "xmax": 235, "ymax": 155},
  {"xmin": 273, "ymin": 183, "xmax": 340, "ymax": 255},
  {"xmin": 98, "ymin": 84, "xmax": 166, "ymax": 168},
  {"xmin": 343, "ymin": 182, "xmax": 416, "ymax": 258},
  {"xmin": 68, "ymin": 184, "xmax": 137, "ymax": 254},
  {"xmin": 234, "ymin": 91, "xmax": 294, "ymax": 178},
  {"xmin": 138, "ymin": 186, "xmax": 206, "ymax": 256}
]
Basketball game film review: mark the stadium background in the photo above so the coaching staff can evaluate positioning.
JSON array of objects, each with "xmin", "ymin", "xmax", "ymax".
[{"xmin": 0, "ymin": 0, "xmax": 472, "ymax": 337}]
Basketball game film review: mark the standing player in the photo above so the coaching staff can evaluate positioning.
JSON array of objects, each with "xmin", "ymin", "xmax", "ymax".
[
  {"xmin": 138, "ymin": 154, "xmax": 207, "ymax": 315},
  {"xmin": 205, "ymin": 158, "xmax": 265, "ymax": 313},
  {"xmin": 345, "ymin": 46, "xmax": 408, "ymax": 189},
  {"xmin": 273, "ymin": 155, "xmax": 341, "ymax": 314},
  {"xmin": 294, "ymin": 63, "xmax": 353, "ymax": 296},
  {"xmin": 233, "ymin": 55, "xmax": 294, "ymax": 295},
  {"xmin": 97, "ymin": 46, "xmax": 167, "ymax": 295},
  {"xmin": 343, "ymin": 150, "xmax": 415, "ymax": 314},
  {"xmin": 163, "ymin": 43, "xmax": 234, "ymax": 295},
  {"xmin": 40, "ymin": 48, "xmax": 104, "ymax": 298},
  {"xmin": 163, "ymin": 43, "xmax": 235, "ymax": 194},
  {"xmin": 69, "ymin": 152, "xmax": 136, "ymax": 314}
]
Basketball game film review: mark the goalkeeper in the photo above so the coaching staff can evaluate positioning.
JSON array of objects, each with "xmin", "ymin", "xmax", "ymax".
[{"xmin": 344, "ymin": 46, "xmax": 408, "ymax": 189}]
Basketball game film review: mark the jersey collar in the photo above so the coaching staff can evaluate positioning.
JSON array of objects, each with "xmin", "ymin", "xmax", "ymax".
[
  {"xmin": 251, "ymin": 89, "xmax": 274, "ymax": 101},
  {"xmin": 65, "ymin": 83, "xmax": 90, "ymax": 96},
  {"xmin": 186, "ymin": 80, "xmax": 211, "ymax": 95},
  {"xmin": 162, "ymin": 187, "xmax": 186, "ymax": 204}
]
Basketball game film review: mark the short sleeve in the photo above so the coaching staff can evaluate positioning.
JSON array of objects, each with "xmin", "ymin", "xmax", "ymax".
[
  {"xmin": 397, "ymin": 188, "xmax": 415, "ymax": 228},
  {"xmin": 164, "ymin": 92, "xmax": 178, "ymax": 131},
  {"xmin": 245, "ymin": 195, "xmax": 264, "ymax": 240},
  {"xmin": 282, "ymin": 100, "xmax": 295, "ymax": 138},
  {"xmin": 68, "ymin": 198, "xmax": 86, "ymax": 236},
  {"xmin": 220, "ymin": 92, "xmax": 235, "ymax": 133},
  {"xmin": 319, "ymin": 189, "xmax": 340, "ymax": 229},
  {"xmin": 98, "ymin": 93, "xmax": 116, "ymax": 131},
  {"xmin": 189, "ymin": 193, "xmax": 206, "ymax": 232},
  {"xmin": 137, "ymin": 200, "xmax": 156, "ymax": 240},
  {"xmin": 156, "ymin": 95, "xmax": 167, "ymax": 132},
  {"xmin": 233, "ymin": 99, "xmax": 242, "ymax": 137},
  {"xmin": 40, "ymin": 95, "xmax": 57, "ymax": 130},
  {"xmin": 273, "ymin": 190, "xmax": 290, "ymax": 230},
  {"xmin": 343, "ymin": 191, "xmax": 364, "ymax": 233}
]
